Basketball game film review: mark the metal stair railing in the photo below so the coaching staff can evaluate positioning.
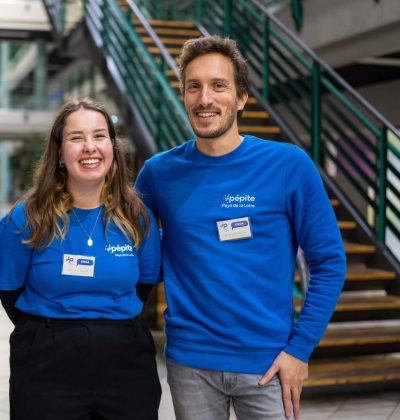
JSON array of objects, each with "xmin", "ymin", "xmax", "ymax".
[
  {"xmin": 192, "ymin": 0, "xmax": 400, "ymax": 261},
  {"xmin": 42, "ymin": 0, "xmax": 66, "ymax": 38}
]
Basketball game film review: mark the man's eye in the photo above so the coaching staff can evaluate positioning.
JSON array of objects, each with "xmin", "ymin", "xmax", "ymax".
[
  {"xmin": 186, "ymin": 84, "xmax": 199, "ymax": 91},
  {"xmin": 215, "ymin": 83, "xmax": 226, "ymax": 89}
]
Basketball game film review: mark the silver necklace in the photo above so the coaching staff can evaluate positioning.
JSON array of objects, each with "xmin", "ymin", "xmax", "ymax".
[{"xmin": 72, "ymin": 207, "xmax": 102, "ymax": 247}]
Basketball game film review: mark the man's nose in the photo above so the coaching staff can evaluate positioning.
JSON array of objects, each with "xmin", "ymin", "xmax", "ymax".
[{"xmin": 199, "ymin": 87, "xmax": 213, "ymax": 106}]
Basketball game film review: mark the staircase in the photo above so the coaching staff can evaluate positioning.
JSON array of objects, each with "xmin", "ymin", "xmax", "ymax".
[{"xmin": 43, "ymin": 0, "xmax": 400, "ymax": 393}]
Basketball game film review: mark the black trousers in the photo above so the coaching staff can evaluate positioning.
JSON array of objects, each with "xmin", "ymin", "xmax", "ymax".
[{"xmin": 9, "ymin": 315, "xmax": 161, "ymax": 420}]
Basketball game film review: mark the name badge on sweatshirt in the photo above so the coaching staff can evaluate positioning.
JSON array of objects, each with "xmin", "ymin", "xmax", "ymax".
[
  {"xmin": 62, "ymin": 254, "xmax": 95, "ymax": 277},
  {"xmin": 217, "ymin": 217, "xmax": 252, "ymax": 241}
]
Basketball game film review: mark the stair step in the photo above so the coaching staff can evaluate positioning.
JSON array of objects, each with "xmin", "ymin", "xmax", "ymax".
[
  {"xmin": 166, "ymin": 69, "xmax": 177, "ymax": 77},
  {"xmin": 346, "ymin": 264, "xmax": 396, "ymax": 281},
  {"xmin": 136, "ymin": 27, "xmax": 201, "ymax": 37},
  {"xmin": 295, "ymin": 264, "xmax": 396, "ymax": 283},
  {"xmin": 238, "ymin": 125, "xmax": 281, "ymax": 134},
  {"xmin": 241, "ymin": 110, "xmax": 269, "ymax": 119},
  {"xmin": 331, "ymin": 198, "xmax": 339, "ymax": 207},
  {"xmin": 170, "ymin": 80, "xmax": 180, "ymax": 89},
  {"xmin": 143, "ymin": 19, "xmax": 197, "ymax": 28},
  {"xmin": 305, "ymin": 356, "xmax": 400, "ymax": 387},
  {"xmin": 148, "ymin": 46, "xmax": 182, "ymax": 55},
  {"xmin": 338, "ymin": 220, "xmax": 357, "ymax": 229},
  {"xmin": 142, "ymin": 36, "xmax": 189, "ymax": 45},
  {"xmin": 320, "ymin": 324, "xmax": 400, "ymax": 347},
  {"xmin": 246, "ymin": 97, "xmax": 258, "ymax": 105},
  {"xmin": 294, "ymin": 294, "xmax": 400, "ymax": 318},
  {"xmin": 344, "ymin": 241, "xmax": 376, "ymax": 254},
  {"xmin": 334, "ymin": 294, "xmax": 400, "ymax": 312}
]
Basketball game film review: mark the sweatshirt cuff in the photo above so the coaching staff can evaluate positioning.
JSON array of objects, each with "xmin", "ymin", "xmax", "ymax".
[{"xmin": 284, "ymin": 333, "xmax": 316, "ymax": 363}]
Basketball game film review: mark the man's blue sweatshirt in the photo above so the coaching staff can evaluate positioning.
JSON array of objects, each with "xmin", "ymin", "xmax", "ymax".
[{"xmin": 136, "ymin": 136, "xmax": 346, "ymax": 374}]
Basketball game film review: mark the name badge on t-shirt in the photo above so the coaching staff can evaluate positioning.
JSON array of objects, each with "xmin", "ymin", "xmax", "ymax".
[
  {"xmin": 217, "ymin": 217, "xmax": 253, "ymax": 241},
  {"xmin": 62, "ymin": 254, "xmax": 95, "ymax": 277}
]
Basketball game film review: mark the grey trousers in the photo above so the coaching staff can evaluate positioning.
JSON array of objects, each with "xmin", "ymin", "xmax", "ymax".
[{"xmin": 167, "ymin": 360, "xmax": 295, "ymax": 420}]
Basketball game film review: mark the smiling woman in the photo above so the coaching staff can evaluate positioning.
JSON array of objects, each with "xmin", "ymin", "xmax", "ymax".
[{"xmin": 0, "ymin": 98, "xmax": 162, "ymax": 420}]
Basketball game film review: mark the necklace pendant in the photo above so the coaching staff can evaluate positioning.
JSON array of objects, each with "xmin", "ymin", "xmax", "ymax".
[{"xmin": 87, "ymin": 238, "xmax": 93, "ymax": 247}]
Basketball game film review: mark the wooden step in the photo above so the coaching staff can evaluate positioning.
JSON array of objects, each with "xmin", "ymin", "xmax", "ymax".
[
  {"xmin": 297, "ymin": 294, "xmax": 400, "ymax": 312},
  {"xmin": 238, "ymin": 125, "xmax": 281, "ymax": 134},
  {"xmin": 334, "ymin": 294, "xmax": 400, "ymax": 312},
  {"xmin": 338, "ymin": 220, "xmax": 357, "ymax": 229},
  {"xmin": 141, "ymin": 36, "xmax": 189, "ymax": 45},
  {"xmin": 295, "ymin": 264, "xmax": 396, "ymax": 284},
  {"xmin": 294, "ymin": 294, "xmax": 400, "ymax": 319},
  {"xmin": 312, "ymin": 322, "xmax": 400, "ymax": 357},
  {"xmin": 145, "ymin": 19, "xmax": 197, "ymax": 28},
  {"xmin": 346, "ymin": 264, "xmax": 396, "ymax": 281},
  {"xmin": 241, "ymin": 110, "xmax": 269, "ymax": 119},
  {"xmin": 246, "ymin": 97, "xmax": 258, "ymax": 105},
  {"xmin": 170, "ymin": 80, "xmax": 180, "ymax": 89},
  {"xmin": 319, "ymin": 324, "xmax": 400, "ymax": 348},
  {"xmin": 136, "ymin": 27, "xmax": 201, "ymax": 37},
  {"xmin": 330, "ymin": 198, "xmax": 339, "ymax": 207},
  {"xmin": 305, "ymin": 356, "xmax": 400, "ymax": 387},
  {"xmin": 166, "ymin": 69, "xmax": 177, "ymax": 77},
  {"xmin": 148, "ymin": 46, "xmax": 182, "ymax": 55},
  {"xmin": 344, "ymin": 241, "xmax": 376, "ymax": 254}
]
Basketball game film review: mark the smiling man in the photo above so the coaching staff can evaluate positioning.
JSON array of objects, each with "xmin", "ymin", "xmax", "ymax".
[{"xmin": 136, "ymin": 36, "xmax": 346, "ymax": 420}]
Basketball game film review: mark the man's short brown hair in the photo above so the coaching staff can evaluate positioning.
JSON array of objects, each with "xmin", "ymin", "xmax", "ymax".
[{"xmin": 179, "ymin": 35, "xmax": 249, "ymax": 100}]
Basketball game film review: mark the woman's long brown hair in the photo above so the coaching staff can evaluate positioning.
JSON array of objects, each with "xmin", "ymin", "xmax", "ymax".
[{"xmin": 12, "ymin": 98, "xmax": 149, "ymax": 249}]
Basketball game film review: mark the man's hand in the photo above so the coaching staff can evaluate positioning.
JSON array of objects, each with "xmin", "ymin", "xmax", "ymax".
[{"xmin": 258, "ymin": 351, "xmax": 308, "ymax": 420}]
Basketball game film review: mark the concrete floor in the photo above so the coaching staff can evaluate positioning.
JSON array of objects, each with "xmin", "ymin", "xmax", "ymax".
[{"xmin": 0, "ymin": 308, "xmax": 399, "ymax": 419}]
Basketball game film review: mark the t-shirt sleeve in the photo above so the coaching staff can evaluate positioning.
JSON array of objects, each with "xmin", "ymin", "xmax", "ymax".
[
  {"xmin": 137, "ymin": 207, "xmax": 161, "ymax": 284},
  {"xmin": 283, "ymin": 147, "xmax": 347, "ymax": 362},
  {"xmin": 0, "ymin": 208, "xmax": 33, "ymax": 291}
]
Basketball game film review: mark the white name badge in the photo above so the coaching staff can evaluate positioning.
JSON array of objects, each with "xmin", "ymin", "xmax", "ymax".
[
  {"xmin": 62, "ymin": 254, "xmax": 95, "ymax": 277},
  {"xmin": 217, "ymin": 217, "xmax": 253, "ymax": 241}
]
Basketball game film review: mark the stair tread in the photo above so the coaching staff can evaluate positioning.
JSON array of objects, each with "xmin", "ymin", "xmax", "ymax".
[
  {"xmin": 141, "ymin": 36, "xmax": 191, "ymax": 45},
  {"xmin": 246, "ymin": 97, "xmax": 258, "ymax": 105},
  {"xmin": 148, "ymin": 46, "xmax": 182, "ymax": 55},
  {"xmin": 238, "ymin": 125, "xmax": 281, "ymax": 134},
  {"xmin": 146, "ymin": 19, "xmax": 197, "ymax": 28},
  {"xmin": 338, "ymin": 220, "xmax": 357, "ymax": 229},
  {"xmin": 295, "ymin": 294, "xmax": 400, "ymax": 313},
  {"xmin": 345, "ymin": 264, "xmax": 396, "ymax": 280},
  {"xmin": 305, "ymin": 357, "xmax": 400, "ymax": 386},
  {"xmin": 320, "ymin": 324, "xmax": 400, "ymax": 346},
  {"xmin": 331, "ymin": 198, "xmax": 340, "ymax": 207},
  {"xmin": 344, "ymin": 241, "xmax": 376, "ymax": 254},
  {"xmin": 136, "ymin": 27, "xmax": 201, "ymax": 37},
  {"xmin": 295, "ymin": 264, "xmax": 396, "ymax": 282},
  {"xmin": 241, "ymin": 110, "xmax": 269, "ymax": 118}
]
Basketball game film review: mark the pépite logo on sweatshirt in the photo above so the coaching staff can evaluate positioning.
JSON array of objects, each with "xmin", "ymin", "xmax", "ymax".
[
  {"xmin": 221, "ymin": 194, "xmax": 256, "ymax": 208},
  {"xmin": 105, "ymin": 243, "xmax": 135, "ymax": 257}
]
